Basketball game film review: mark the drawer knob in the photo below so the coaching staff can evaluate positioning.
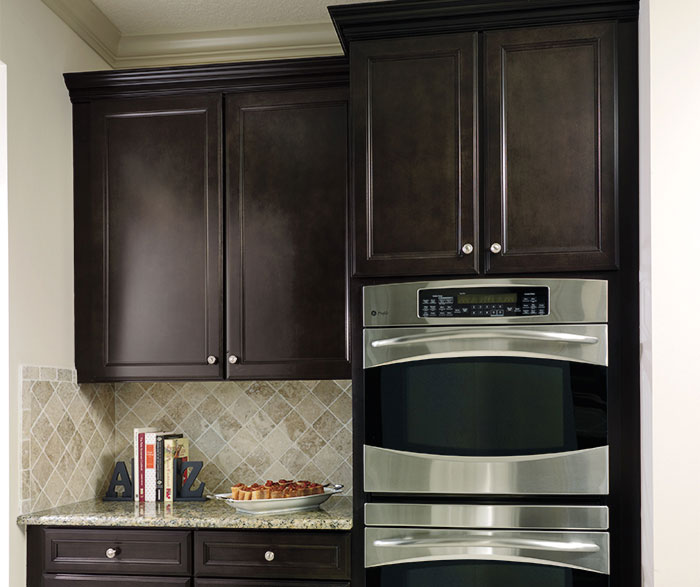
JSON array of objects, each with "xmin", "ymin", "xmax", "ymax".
[
  {"xmin": 490, "ymin": 242, "xmax": 502, "ymax": 254},
  {"xmin": 105, "ymin": 547, "xmax": 119, "ymax": 559},
  {"xmin": 207, "ymin": 355, "xmax": 218, "ymax": 365},
  {"xmin": 461, "ymin": 243, "xmax": 473, "ymax": 255},
  {"xmin": 228, "ymin": 354, "xmax": 238, "ymax": 364},
  {"xmin": 264, "ymin": 550, "xmax": 275, "ymax": 562}
]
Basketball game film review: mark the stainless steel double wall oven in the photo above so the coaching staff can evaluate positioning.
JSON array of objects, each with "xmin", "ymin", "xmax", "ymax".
[{"xmin": 362, "ymin": 278, "xmax": 610, "ymax": 586}]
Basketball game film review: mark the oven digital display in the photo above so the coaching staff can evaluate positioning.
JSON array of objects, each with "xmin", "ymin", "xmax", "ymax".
[
  {"xmin": 418, "ymin": 286, "xmax": 549, "ymax": 318},
  {"xmin": 457, "ymin": 293, "xmax": 517, "ymax": 304}
]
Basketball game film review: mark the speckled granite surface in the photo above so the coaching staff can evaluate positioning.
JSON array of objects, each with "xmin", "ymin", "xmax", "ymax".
[{"xmin": 17, "ymin": 496, "xmax": 352, "ymax": 530}]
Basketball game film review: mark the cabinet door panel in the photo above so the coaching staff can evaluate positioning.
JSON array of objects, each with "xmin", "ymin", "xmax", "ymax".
[
  {"xmin": 352, "ymin": 34, "xmax": 479, "ymax": 276},
  {"xmin": 43, "ymin": 576, "xmax": 191, "ymax": 586},
  {"xmin": 226, "ymin": 89, "xmax": 350, "ymax": 379},
  {"xmin": 76, "ymin": 95, "xmax": 222, "ymax": 381},
  {"xmin": 195, "ymin": 580, "xmax": 349, "ymax": 586},
  {"xmin": 485, "ymin": 23, "xmax": 617, "ymax": 273}
]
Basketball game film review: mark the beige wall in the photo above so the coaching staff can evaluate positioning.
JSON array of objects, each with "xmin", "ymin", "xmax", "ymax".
[
  {"xmin": 640, "ymin": 0, "xmax": 700, "ymax": 585},
  {"xmin": 0, "ymin": 0, "xmax": 108, "ymax": 584}
]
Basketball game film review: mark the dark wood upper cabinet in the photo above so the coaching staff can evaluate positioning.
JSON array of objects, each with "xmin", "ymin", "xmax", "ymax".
[
  {"xmin": 484, "ymin": 22, "xmax": 618, "ymax": 273},
  {"xmin": 225, "ymin": 88, "xmax": 350, "ymax": 379},
  {"xmin": 74, "ymin": 94, "xmax": 223, "ymax": 382},
  {"xmin": 351, "ymin": 34, "xmax": 479, "ymax": 277}
]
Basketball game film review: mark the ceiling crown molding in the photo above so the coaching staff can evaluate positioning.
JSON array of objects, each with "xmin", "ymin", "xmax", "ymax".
[{"xmin": 42, "ymin": 0, "xmax": 344, "ymax": 69}]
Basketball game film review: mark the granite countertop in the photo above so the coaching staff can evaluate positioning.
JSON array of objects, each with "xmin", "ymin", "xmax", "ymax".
[{"xmin": 17, "ymin": 496, "xmax": 353, "ymax": 530}]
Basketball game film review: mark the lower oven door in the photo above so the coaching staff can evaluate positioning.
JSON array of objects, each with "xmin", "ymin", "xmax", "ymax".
[{"xmin": 365, "ymin": 528, "xmax": 609, "ymax": 586}]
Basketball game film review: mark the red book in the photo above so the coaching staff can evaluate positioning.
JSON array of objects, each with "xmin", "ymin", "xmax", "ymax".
[{"xmin": 138, "ymin": 432, "xmax": 146, "ymax": 502}]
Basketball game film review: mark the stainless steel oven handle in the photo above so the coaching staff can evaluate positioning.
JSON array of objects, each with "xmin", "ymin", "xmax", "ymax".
[
  {"xmin": 373, "ymin": 535, "xmax": 600, "ymax": 553},
  {"xmin": 370, "ymin": 329, "xmax": 599, "ymax": 348}
]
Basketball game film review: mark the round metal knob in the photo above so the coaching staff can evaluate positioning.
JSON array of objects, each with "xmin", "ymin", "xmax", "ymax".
[
  {"xmin": 105, "ymin": 547, "xmax": 118, "ymax": 559},
  {"xmin": 228, "ymin": 355, "xmax": 238, "ymax": 365},
  {"xmin": 264, "ymin": 550, "xmax": 275, "ymax": 562},
  {"xmin": 490, "ymin": 242, "xmax": 502, "ymax": 254},
  {"xmin": 207, "ymin": 355, "xmax": 218, "ymax": 365},
  {"xmin": 461, "ymin": 243, "xmax": 474, "ymax": 255}
]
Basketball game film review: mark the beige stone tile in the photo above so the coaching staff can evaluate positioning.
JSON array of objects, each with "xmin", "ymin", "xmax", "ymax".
[
  {"xmin": 198, "ymin": 462, "xmax": 225, "ymax": 494},
  {"xmin": 66, "ymin": 431, "xmax": 86, "ymax": 460},
  {"xmin": 296, "ymin": 461, "xmax": 325, "ymax": 484},
  {"xmin": 245, "ymin": 446, "xmax": 273, "ymax": 476},
  {"xmin": 301, "ymin": 380, "xmax": 320, "ymax": 390},
  {"xmin": 198, "ymin": 395, "xmax": 225, "ymax": 423},
  {"xmin": 131, "ymin": 394, "xmax": 161, "ymax": 425},
  {"xmin": 22, "ymin": 380, "xmax": 32, "ymax": 405},
  {"xmin": 30, "ymin": 437, "xmax": 42, "ymax": 468},
  {"xmin": 279, "ymin": 381, "xmax": 308, "ymax": 406},
  {"xmin": 329, "ymin": 426, "xmax": 352, "ymax": 460},
  {"xmin": 115, "ymin": 382, "xmax": 145, "ymax": 409},
  {"xmin": 42, "ymin": 393, "xmax": 65, "ymax": 428},
  {"xmin": 149, "ymin": 413, "xmax": 177, "ymax": 433},
  {"xmin": 296, "ymin": 428, "xmax": 325, "ymax": 459},
  {"xmin": 148, "ymin": 381, "xmax": 177, "ymax": 406},
  {"xmin": 164, "ymin": 395, "xmax": 192, "ymax": 423},
  {"xmin": 267, "ymin": 381, "xmax": 285, "ymax": 390},
  {"xmin": 280, "ymin": 447, "xmax": 309, "ymax": 475},
  {"xmin": 313, "ymin": 410, "xmax": 342, "ymax": 442},
  {"xmin": 295, "ymin": 394, "xmax": 325, "ymax": 425},
  {"xmin": 21, "ymin": 470, "xmax": 31, "ymax": 500},
  {"xmin": 280, "ymin": 410, "xmax": 307, "ymax": 443},
  {"xmin": 56, "ymin": 414, "xmax": 76, "ymax": 440},
  {"xmin": 32, "ymin": 412, "xmax": 55, "ymax": 445},
  {"xmin": 230, "ymin": 461, "xmax": 256, "ymax": 485},
  {"xmin": 40, "ymin": 367, "xmax": 57, "ymax": 381},
  {"xmin": 209, "ymin": 381, "xmax": 245, "ymax": 406},
  {"xmin": 22, "ymin": 409, "xmax": 31, "ymax": 440},
  {"xmin": 229, "ymin": 428, "xmax": 258, "ymax": 460},
  {"xmin": 32, "ymin": 452, "xmax": 54, "ymax": 486},
  {"xmin": 196, "ymin": 427, "xmax": 226, "ymax": 461},
  {"xmin": 55, "ymin": 381, "xmax": 78, "ymax": 408},
  {"xmin": 334, "ymin": 380, "xmax": 352, "ymax": 391},
  {"xmin": 32, "ymin": 490, "xmax": 52, "ymax": 512},
  {"xmin": 330, "ymin": 461, "xmax": 353, "ymax": 494},
  {"xmin": 312, "ymin": 380, "xmax": 343, "ymax": 406},
  {"xmin": 180, "ymin": 410, "xmax": 207, "ymax": 441},
  {"xmin": 56, "ymin": 450, "xmax": 77, "ymax": 486},
  {"xmin": 115, "ymin": 408, "xmax": 145, "ymax": 432},
  {"xmin": 328, "ymin": 393, "xmax": 352, "ymax": 425},
  {"xmin": 245, "ymin": 410, "xmax": 275, "ymax": 442},
  {"xmin": 57, "ymin": 369, "xmax": 73, "ymax": 382},
  {"xmin": 261, "ymin": 394, "xmax": 292, "ymax": 425},
  {"xmin": 261, "ymin": 461, "xmax": 293, "ymax": 482},
  {"xmin": 264, "ymin": 425, "xmax": 292, "ymax": 457},
  {"xmin": 231, "ymin": 393, "xmax": 258, "ymax": 424},
  {"xmin": 44, "ymin": 431, "xmax": 65, "ymax": 463},
  {"xmin": 213, "ymin": 449, "xmax": 244, "ymax": 477},
  {"xmin": 22, "ymin": 365, "xmax": 40, "ymax": 379},
  {"xmin": 210, "ymin": 409, "xmax": 241, "ymax": 442},
  {"xmin": 22, "ymin": 440, "xmax": 30, "ymax": 470},
  {"xmin": 234, "ymin": 380, "xmax": 255, "ymax": 391},
  {"xmin": 245, "ymin": 381, "xmax": 276, "ymax": 407},
  {"xmin": 31, "ymin": 380, "xmax": 54, "ymax": 407},
  {"xmin": 312, "ymin": 445, "xmax": 343, "ymax": 479},
  {"xmin": 181, "ymin": 382, "xmax": 211, "ymax": 408},
  {"xmin": 79, "ymin": 413, "xmax": 97, "ymax": 444}
]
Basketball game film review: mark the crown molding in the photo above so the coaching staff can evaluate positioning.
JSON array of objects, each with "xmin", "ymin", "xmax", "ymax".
[{"xmin": 42, "ymin": 0, "xmax": 344, "ymax": 69}]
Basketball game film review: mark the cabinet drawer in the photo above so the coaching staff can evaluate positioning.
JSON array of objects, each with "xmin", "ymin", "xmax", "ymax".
[
  {"xmin": 41, "ymin": 528, "xmax": 191, "ymax": 576},
  {"xmin": 195, "ymin": 580, "xmax": 349, "ymax": 587},
  {"xmin": 43, "ymin": 575, "xmax": 190, "ymax": 586},
  {"xmin": 194, "ymin": 530, "xmax": 350, "ymax": 580}
]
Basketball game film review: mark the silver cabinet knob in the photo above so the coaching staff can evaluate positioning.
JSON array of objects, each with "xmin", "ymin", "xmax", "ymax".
[
  {"xmin": 264, "ymin": 550, "xmax": 275, "ymax": 562},
  {"xmin": 228, "ymin": 355, "xmax": 238, "ymax": 365},
  {"xmin": 461, "ymin": 243, "xmax": 473, "ymax": 255},
  {"xmin": 490, "ymin": 242, "xmax": 502, "ymax": 254},
  {"xmin": 105, "ymin": 547, "xmax": 118, "ymax": 559},
  {"xmin": 207, "ymin": 355, "xmax": 218, "ymax": 365}
]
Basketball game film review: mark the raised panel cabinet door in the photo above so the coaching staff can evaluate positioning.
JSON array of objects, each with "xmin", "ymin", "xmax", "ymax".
[
  {"xmin": 43, "ymin": 576, "xmax": 191, "ymax": 586},
  {"xmin": 75, "ymin": 94, "xmax": 223, "ymax": 381},
  {"xmin": 225, "ymin": 88, "xmax": 350, "ymax": 380},
  {"xmin": 484, "ymin": 22, "xmax": 618, "ymax": 273},
  {"xmin": 351, "ymin": 33, "xmax": 479, "ymax": 277}
]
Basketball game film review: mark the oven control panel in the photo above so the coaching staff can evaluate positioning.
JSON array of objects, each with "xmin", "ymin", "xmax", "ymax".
[{"xmin": 418, "ymin": 286, "xmax": 549, "ymax": 318}]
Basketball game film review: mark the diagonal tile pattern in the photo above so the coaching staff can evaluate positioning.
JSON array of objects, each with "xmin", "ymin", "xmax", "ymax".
[
  {"xmin": 20, "ymin": 366, "xmax": 115, "ymax": 514},
  {"xmin": 20, "ymin": 366, "xmax": 353, "ymax": 512},
  {"xmin": 113, "ymin": 379, "xmax": 353, "ymax": 496}
]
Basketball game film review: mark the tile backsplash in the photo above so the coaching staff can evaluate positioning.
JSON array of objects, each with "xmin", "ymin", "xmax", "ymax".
[
  {"xmin": 20, "ymin": 366, "xmax": 115, "ymax": 513},
  {"xmin": 113, "ymin": 380, "xmax": 353, "ymax": 496}
]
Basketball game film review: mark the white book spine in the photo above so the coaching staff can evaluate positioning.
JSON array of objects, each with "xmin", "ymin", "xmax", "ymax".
[{"xmin": 144, "ymin": 431, "xmax": 158, "ymax": 502}]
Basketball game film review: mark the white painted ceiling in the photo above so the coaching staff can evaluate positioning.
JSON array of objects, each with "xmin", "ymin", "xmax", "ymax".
[{"xmin": 91, "ymin": 0, "xmax": 379, "ymax": 36}]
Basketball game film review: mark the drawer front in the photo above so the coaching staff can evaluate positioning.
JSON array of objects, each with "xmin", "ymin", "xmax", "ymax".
[
  {"xmin": 42, "ymin": 528, "xmax": 192, "ymax": 576},
  {"xmin": 195, "ymin": 580, "xmax": 349, "ymax": 587},
  {"xmin": 195, "ymin": 530, "xmax": 351, "ymax": 580},
  {"xmin": 43, "ymin": 575, "xmax": 191, "ymax": 586}
]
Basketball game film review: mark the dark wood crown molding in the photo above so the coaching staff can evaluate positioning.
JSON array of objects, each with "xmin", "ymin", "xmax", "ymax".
[
  {"xmin": 329, "ymin": 0, "xmax": 639, "ymax": 52},
  {"xmin": 64, "ymin": 56, "xmax": 349, "ymax": 102}
]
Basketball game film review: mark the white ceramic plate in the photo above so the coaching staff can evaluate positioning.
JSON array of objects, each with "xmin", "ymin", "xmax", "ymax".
[{"xmin": 212, "ymin": 485, "xmax": 343, "ymax": 515}]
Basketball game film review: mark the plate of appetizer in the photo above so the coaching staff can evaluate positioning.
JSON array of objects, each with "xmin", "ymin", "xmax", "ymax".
[{"xmin": 212, "ymin": 479, "xmax": 344, "ymax": 515}]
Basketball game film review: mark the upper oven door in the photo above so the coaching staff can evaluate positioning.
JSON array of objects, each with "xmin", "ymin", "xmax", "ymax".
[{"xmin": 364, "ymin": 324, "xmax": 608, "ymax": 495}]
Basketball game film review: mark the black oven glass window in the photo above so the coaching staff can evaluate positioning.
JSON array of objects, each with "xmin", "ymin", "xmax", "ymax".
[
  {"xmin": 366, "ymin": 357, "xmax": 606, "ymax": 456},
  {"xmin": 368, "ymin": 561, "xmax": 607, "ymax": 587}
]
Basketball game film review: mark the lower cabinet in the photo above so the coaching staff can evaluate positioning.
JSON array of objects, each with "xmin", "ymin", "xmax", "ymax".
[
  {"xmin": 43, "ymin": 576, "xmax": 191, "ymax": 586},
  {"xmin": 27, "ymin": 527, "xmax": 351, "ymax": 586}
]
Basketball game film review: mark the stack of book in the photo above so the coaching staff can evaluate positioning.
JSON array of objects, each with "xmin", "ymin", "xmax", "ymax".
[{"xmin": 133, "ymin": 428, "xmax": 189, "ymax": 503}]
